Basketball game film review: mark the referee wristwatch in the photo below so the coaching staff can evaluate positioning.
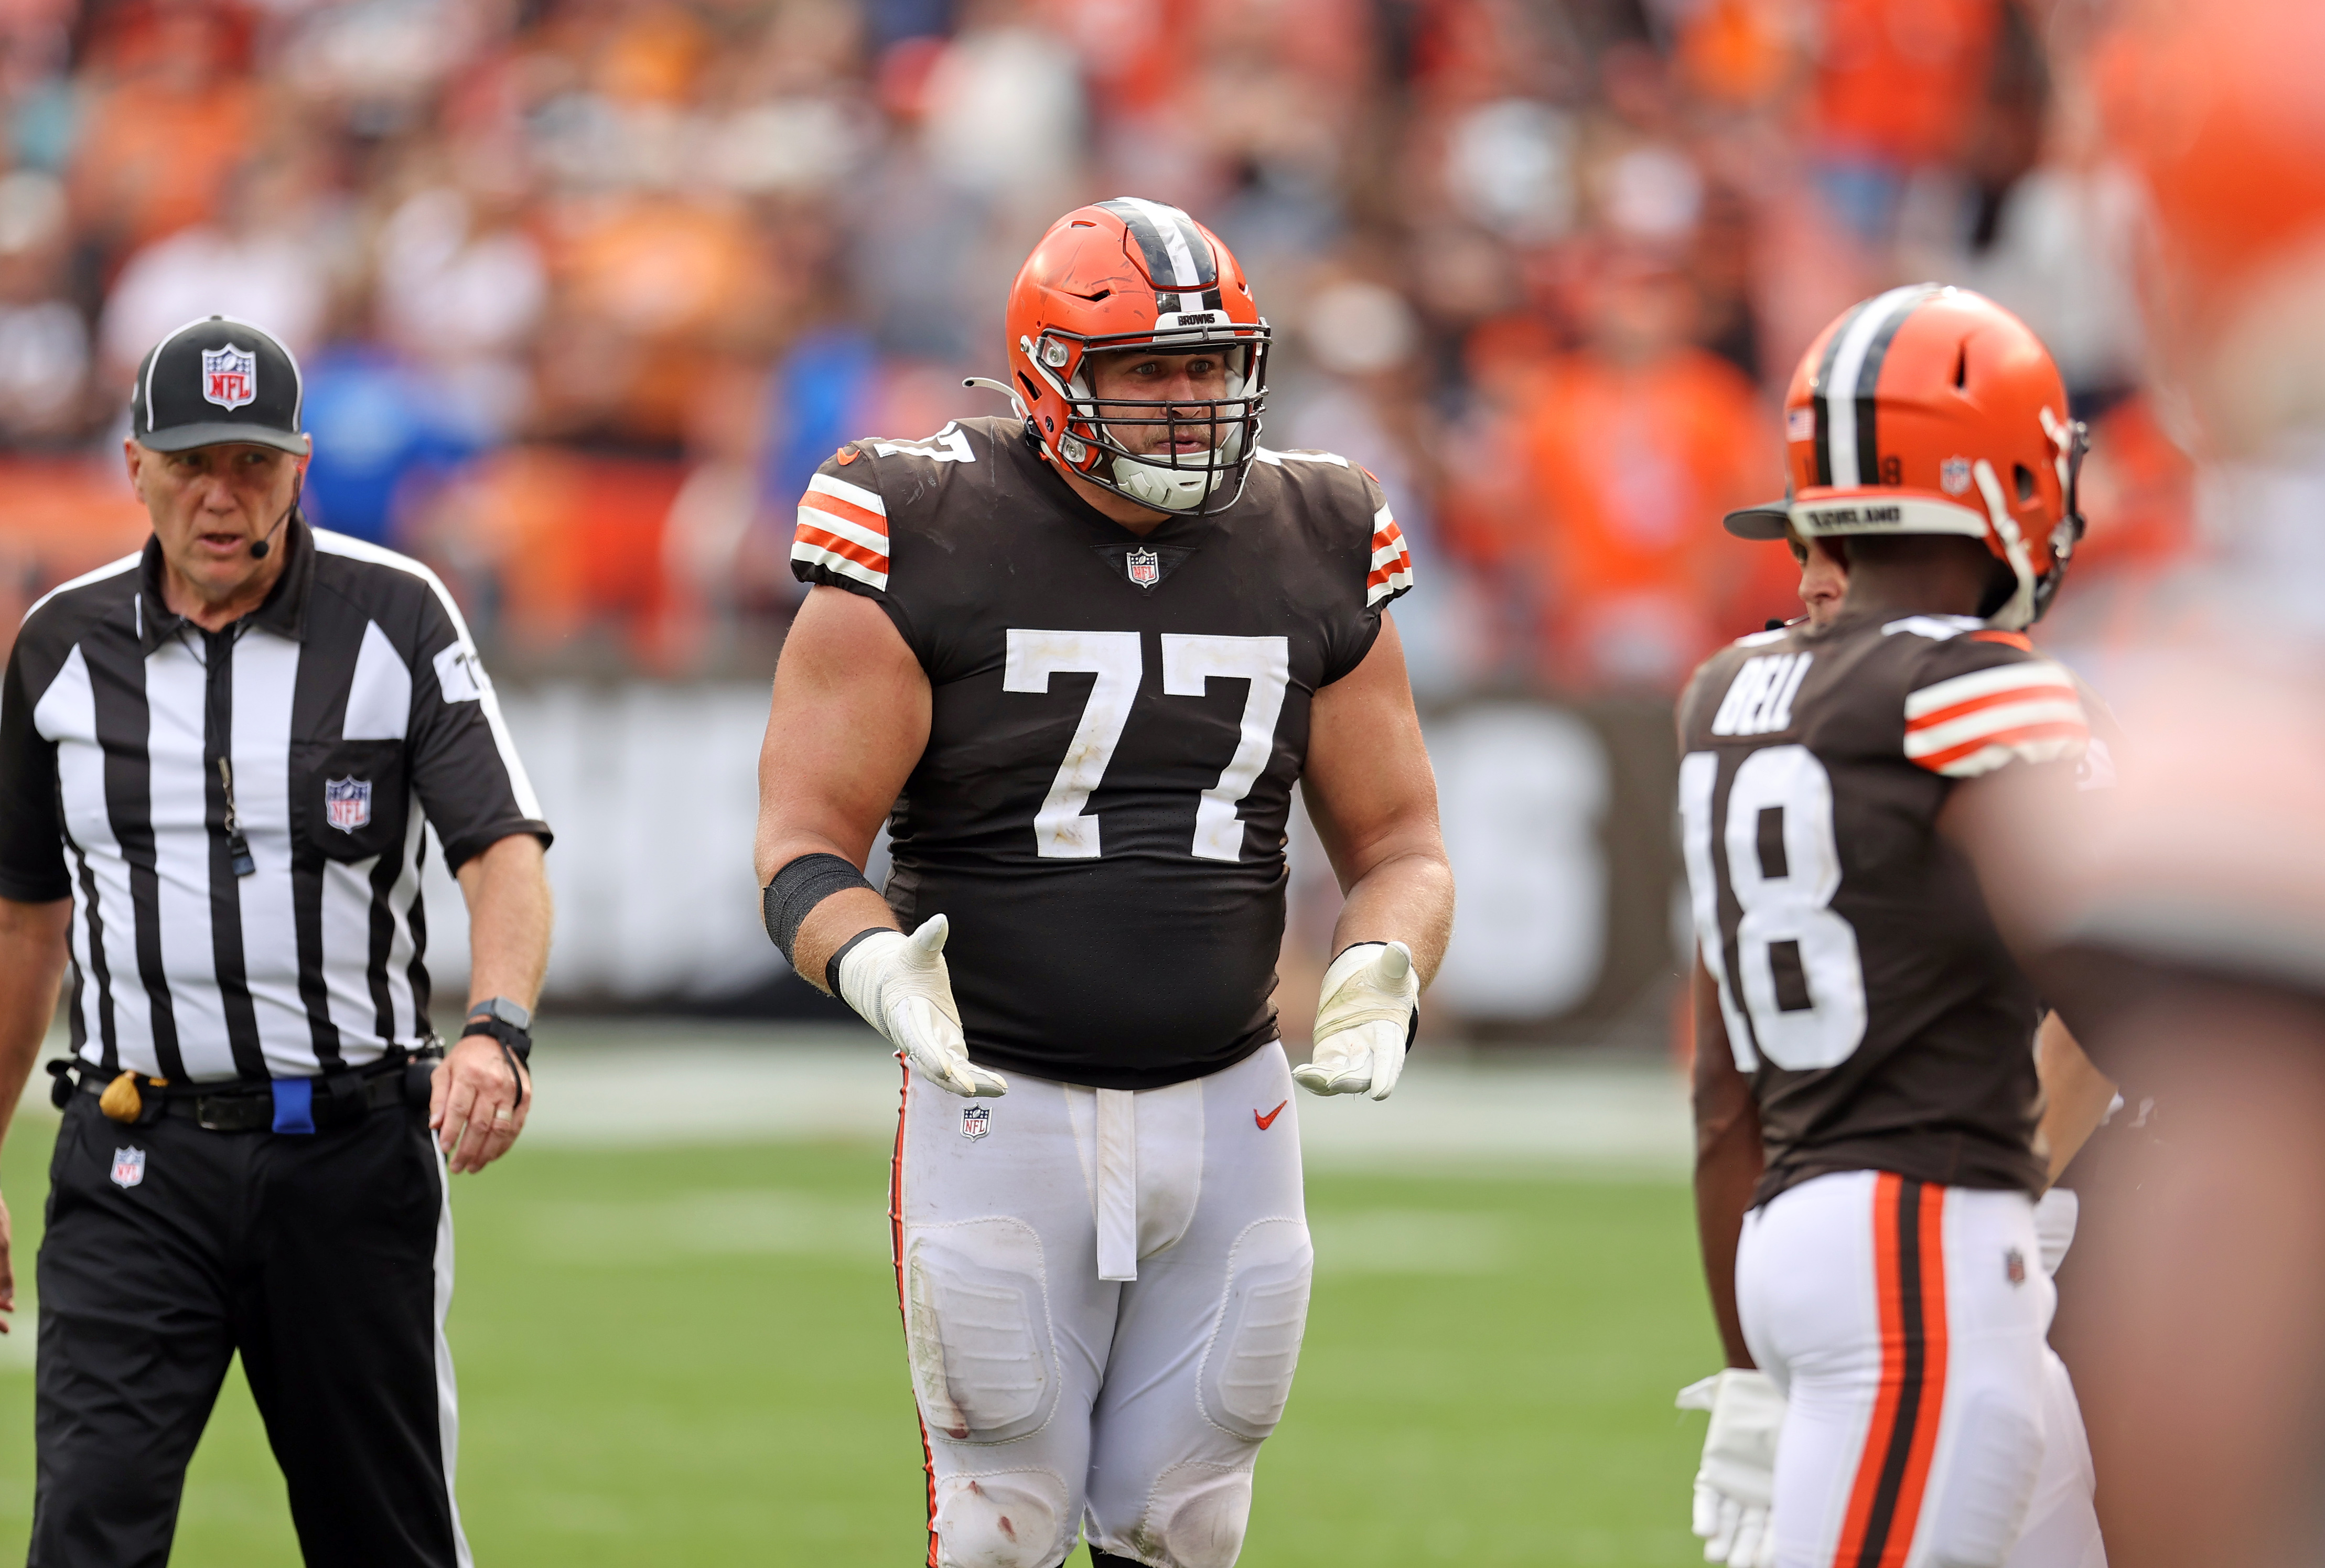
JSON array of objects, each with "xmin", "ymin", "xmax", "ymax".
[
  {"xmin": 461, "ymin": 998, "xmax": 533, "ymax": 1113},
  {"xmin": 461, "ymin": 997, "xmax": 532, "ymax": 1059}
]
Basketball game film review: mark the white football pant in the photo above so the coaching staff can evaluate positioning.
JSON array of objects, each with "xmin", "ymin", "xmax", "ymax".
[
  {"xmin": 890, "ymin": 1043, "xmax": 1310, "ymax": 1568},
  {"xmin": 1739, "ymin": 1169, "xmax": 2101, "ymax": 1568}
]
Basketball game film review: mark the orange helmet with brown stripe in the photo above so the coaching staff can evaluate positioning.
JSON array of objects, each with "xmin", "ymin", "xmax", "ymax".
[
  {"xmin": 989, "ymin": 198, "xmax": 1271, "ymax": 515},
  {"xmin": 1726, "ymin": 286, "xmax": 2086, "ymax": 630}
]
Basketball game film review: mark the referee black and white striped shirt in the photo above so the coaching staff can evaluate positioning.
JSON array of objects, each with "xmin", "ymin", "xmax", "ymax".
[{"xmin": 0, "ymin": 516, "xmax": 551, "ymax": 1083}]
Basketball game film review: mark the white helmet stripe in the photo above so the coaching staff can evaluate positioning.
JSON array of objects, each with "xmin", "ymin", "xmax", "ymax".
[
  {"xmin": 1822, "ymin": 284, "xmax": 1934, "ymax": 488},
  {"xmin": 1110, "ymin": 196, "xmax": 1207, "ymax": 288}
]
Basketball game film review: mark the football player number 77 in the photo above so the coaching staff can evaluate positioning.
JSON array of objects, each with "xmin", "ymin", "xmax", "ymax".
[
  {"xmin": 1678, "ymin": 747, "xmax": 1868, "ymax": 1072},
  {"xmin": 1005, "ymin": 629, "xmax": 1290, "ymax": 863}
]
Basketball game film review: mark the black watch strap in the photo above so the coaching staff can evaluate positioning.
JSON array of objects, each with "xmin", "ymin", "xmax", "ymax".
[{"xmin": 460, "ymin": 1015, "xmax": 530, "ymax": 1056}]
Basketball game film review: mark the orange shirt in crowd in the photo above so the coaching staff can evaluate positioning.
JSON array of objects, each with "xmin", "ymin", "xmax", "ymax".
[
  {"xmin": 0, "ymin": 460, "xmax": 155, "ymax": 656},
  {"xmin": 1516, "ymin": 345, "xmax": 1791, "ymax": 692},
  {"xmin": 1813, "ymin": 0, "xmax": 2001, "ymax": 166},
  {"xmin": 68, "ymin": 67, "xmax": 256, "ymax": 262},
  {"xmin": 420, "ymin": 447, "xmax": 687, "ymax": 666}
]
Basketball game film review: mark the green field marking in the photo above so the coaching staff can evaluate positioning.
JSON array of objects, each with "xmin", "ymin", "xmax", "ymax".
[{"xmin": 0, "ymin": 1122, "xmax": 1717, "ymax": 1565}]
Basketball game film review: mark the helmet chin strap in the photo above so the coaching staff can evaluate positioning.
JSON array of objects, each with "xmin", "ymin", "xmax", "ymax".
[{"xmin": 1971, "ymin": 459, "xmax": 2039, "ymax": 630}]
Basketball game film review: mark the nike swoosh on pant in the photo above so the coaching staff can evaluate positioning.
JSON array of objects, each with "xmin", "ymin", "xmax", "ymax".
[{"xmin": 1254, "ymin": 1101, "xmax": 1287, "ymax": 1131}]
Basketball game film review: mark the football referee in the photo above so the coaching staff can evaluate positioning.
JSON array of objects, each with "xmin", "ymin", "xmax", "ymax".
[{"xmin": 0, "ymin": 315, "xmax": 553, "ymax": 1566}]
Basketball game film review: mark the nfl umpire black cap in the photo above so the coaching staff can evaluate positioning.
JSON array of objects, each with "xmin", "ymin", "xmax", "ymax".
[
  {"xmin": 1723, "ymin": 499, "xmax": 1791, "ymax": 540},
  {"xmin": 130, "ymin": 315, "xmax": 308, "ymax": 455}
]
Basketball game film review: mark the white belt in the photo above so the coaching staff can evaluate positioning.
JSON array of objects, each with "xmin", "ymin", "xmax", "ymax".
[{"xmin": 1095, "ymin": 1088, "xmax": 1139, "ymax": 1281}]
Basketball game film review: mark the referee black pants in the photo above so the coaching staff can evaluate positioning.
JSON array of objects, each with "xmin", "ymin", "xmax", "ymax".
[{"xmin": 30, "ymin": 1092, "xmax": 467, "ymax": 1567}]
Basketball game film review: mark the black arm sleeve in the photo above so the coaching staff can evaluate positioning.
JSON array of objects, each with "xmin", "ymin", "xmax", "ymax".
[
  {"xmin": 403, "ymin": 588, "xmax": 552, "ymax": 872},
  {"xmin": 0, "ymin": 638, "xmax": 69, "ymax": 904}
]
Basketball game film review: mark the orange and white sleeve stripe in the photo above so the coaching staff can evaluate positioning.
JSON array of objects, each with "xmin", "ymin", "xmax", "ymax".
[
  {"xmin": 1366, "ymin": 505, "xmax": 1413, "ymax": 608},
  {"xmin": 1903, "ymin": 661, "xmax": 2087, "ymax": 778},
  {"xmin": 792, "ymin": 472, "xmax": 890, "ymax": 592}
]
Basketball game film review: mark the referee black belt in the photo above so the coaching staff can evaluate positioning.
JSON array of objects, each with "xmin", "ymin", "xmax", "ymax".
[{"xmin": 58, "ymin": 1057, "xmax": 429, "ymax": 1133}]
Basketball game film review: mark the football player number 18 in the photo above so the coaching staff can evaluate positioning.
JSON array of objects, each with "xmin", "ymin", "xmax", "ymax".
[
  {"xmin": 1005, "ymin": 629, "xmax": 1291, "ymax": 863},
  {"xmin": 1678, "ymin": 747, "xmax": 1869, "ymax": 1071}
]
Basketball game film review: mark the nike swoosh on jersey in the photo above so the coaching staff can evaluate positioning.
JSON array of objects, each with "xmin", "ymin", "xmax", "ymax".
[{"xmin": 1254, "ymin": 1100, "xmax": 1288, "ymax": 1130}]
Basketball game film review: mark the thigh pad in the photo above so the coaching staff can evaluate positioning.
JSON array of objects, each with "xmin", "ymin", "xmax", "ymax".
[
  {"xmin": 1197, "ymin": 1217, "xmax": 1313, "ymax": 1444},
  {"xmin": 905, "ymin": 1217, "xmax": 1061, "ymax": 1446}
]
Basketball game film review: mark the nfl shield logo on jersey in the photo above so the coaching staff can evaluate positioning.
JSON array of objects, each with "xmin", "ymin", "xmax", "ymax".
[
  {"xmin": 201, "ymin": 344, "xmax": 257, "ymax": 410},
  {"xmin": 111, "ymin": 1146, "xmax": 146, "ymax": 1189},
  {"xmin": 961, "ymin": 1104, "xmax": 991, "ymax": 1140},
  {"xmin": 324, "ymin": 777, "xmax": 371, "ymax": 833},
  {"xmin": 1126, "ymin": 548, "xmax": 1161, "ymax": 587}
]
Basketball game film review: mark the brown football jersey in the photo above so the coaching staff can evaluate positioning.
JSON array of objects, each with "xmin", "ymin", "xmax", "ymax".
[
  {"xmin": 791, "ymin": 414, "xmax": 1413, "ymax": 1089},
  {"xmin": 1676, "ymin": 609, "xmax": 2092, "ymax": 1204}
]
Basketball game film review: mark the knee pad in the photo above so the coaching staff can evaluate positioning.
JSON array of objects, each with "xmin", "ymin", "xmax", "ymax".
[
  {"xmin": 932, "ymin": 1468, "xmax": 1071, "ymax": 1568},
  {"xmin": 1923, "ymin": 1390, "xmax": 2044, "ymax": 1567},
  {"xmin": 1197, "ymin": 1218, "xmax": 1312, "ymax": 1443},
  {"xmin": 904, "ymin": 1218, "xmax": 1060, "ymax": 1444},
  {"xmin": 1098, "ymin": 1461, "xmax": 1253, "ymax": 1568}
]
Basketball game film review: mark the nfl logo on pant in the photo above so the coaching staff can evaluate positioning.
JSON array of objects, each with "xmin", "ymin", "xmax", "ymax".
[
  {"xmin": 325, "ymin": 777, "xmax": 371, "ymax": 832},
  {"xmin": 960, "ymin": 1105, "xmax": 991, "ymax": 1140},
  {"xmin": 111, "ymin": 1147, "xmax": 146, "ymax": 1189}
]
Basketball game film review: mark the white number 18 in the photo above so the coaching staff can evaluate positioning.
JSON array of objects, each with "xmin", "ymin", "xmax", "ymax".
[{"xmin": 1678, "ymin": 745, "xmax": 1867, "ymax": 1071}]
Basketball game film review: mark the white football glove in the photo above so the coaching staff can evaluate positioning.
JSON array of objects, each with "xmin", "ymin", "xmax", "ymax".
[
  {"xmin": 1292, "ymin": 941, "xmax": 1418, "ymax": 1101},
  {"xmin": 1676, "ymin": 1368, "xmax": 1784, "ymax": 1567},
  {"xmin": 834, "ymin": 916, "xmax": 1007, "ymax": 1099}
]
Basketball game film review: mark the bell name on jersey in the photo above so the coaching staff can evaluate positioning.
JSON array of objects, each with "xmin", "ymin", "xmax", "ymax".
[
  {"xmin": 1676, "ymin": 611, "xmax": 2090, "ymax": 1203},
  {"xmin": 791, "ymin": 414, "xmax": 1413, "ymax": 1090}
]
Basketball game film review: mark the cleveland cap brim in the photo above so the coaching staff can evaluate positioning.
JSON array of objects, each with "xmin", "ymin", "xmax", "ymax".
[
  {"xmin": 134, "ymin": 421, "xmax": 309, "ymax": 455},
  {"xmin": 1722, "ymin": 501, "xmax": 1791, "ymax": 541}
]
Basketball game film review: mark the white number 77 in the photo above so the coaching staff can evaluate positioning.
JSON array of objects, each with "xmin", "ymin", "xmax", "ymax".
[{"xmin": 1004, "ymin": 629, "xmax": 1290, "ymax": 863}]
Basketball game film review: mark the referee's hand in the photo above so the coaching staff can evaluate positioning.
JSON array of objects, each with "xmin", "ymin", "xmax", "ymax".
[{"xmin": 429, "ymin": 1035, "xmax": 532, "ymax": 1174}]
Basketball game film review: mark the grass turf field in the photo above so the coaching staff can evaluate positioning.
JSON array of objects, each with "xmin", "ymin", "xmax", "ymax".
[{"xmin": 0, "ymin": 1116, "xmax": 1716, "ymax": 1565}]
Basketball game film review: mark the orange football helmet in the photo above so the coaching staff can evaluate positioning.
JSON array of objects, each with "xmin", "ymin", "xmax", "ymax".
[
  {"xmin": 1725, "ymin": 285, "xmax": 2086, "ymax": 629},
  {"xmin": 987, "ymin": 198, "xmax": 1271, "ymax": 515}
]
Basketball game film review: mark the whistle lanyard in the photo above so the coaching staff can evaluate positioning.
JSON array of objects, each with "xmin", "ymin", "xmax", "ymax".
[{"xmin": 200, "ymin": 627, "xmax": 256, "ymax": 878}]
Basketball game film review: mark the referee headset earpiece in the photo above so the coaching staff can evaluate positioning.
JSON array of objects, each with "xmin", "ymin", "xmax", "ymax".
[{"xmin": 250, "ymin": 468, "xmax": 305, "ymax": 560}]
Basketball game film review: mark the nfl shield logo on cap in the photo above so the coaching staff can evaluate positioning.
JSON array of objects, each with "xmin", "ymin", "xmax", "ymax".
[
  {"xmin": 201, "ymin": 343, "xmax": 257, "ymax": 410},
  {"xmin": 111, "ymin": 1146, "xmax": 146, "ymax": 1189},
  {"xmin": 325, "ymin": 777, "xmax": 371, "ymax": 833}
]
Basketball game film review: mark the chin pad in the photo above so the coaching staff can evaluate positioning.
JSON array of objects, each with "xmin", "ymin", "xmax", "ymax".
[{"xmin": 1110, "ymin": 453, "xmax": 1220, "ymax": 511}]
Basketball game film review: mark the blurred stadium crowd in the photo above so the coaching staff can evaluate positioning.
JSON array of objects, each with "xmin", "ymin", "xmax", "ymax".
[{"xmin": 0, "ymin": 0, "xmax": 2192, "ymax": 695}]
